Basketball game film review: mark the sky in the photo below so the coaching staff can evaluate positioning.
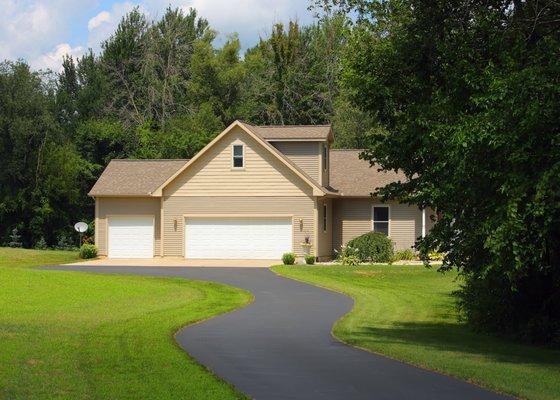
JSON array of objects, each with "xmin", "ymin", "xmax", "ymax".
[{"xmin": 0, "ymin": 0, "xmax": 317, "ymax": 71}]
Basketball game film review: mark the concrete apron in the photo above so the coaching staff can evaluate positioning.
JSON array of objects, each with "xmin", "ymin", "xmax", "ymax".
[{"xmin": 65, "ymin": 257, "xmax": 277, "ymax": 268}]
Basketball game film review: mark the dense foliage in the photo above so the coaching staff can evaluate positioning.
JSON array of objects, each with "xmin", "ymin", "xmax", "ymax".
[
  {"xmin": 0, "ymin": 7, "xmax": 367, "ymax": 248},
  {"xmin": 282, "ymin": 252, "xmax": 296, "ymax": 265},
  {"xmin": 329, "ymin": 0, "xmax": 560, "ymax": 343},
  {"xmin": 79, "ymin": 244, "xmax": 98, "ymax": 259},
  {"xmin": 345, "ymin": 231, "xmax": 394, "ymax": 263}
]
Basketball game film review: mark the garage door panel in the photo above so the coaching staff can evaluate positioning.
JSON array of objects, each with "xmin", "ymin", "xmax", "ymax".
[
  {"xmin": 108, "ymin": 217, "xmax": 154, "ymax": 258},
  {"xmin": 185, "ymin": 218, "xmax": 292, "ymax": 259}
]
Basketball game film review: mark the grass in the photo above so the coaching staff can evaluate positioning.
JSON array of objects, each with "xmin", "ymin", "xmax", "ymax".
[
  {"xmin": 272, "ymin": 264, "xmax": 560, "ymax": 400},
  {"xmin": 0, "ymin": 247, "xmax": 252, "ymax": 399}
]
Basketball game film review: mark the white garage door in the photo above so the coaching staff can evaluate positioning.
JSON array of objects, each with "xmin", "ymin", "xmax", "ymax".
[
  {"xmin": 108, "ymin": 216, "xmax": 154, "ymax": 258},
  {"xmin": 185, "ymin": 218, "xmax": 292, "ymax": 259}
]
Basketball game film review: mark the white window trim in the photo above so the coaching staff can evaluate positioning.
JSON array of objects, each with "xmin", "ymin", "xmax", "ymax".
[
  {"xmin": 231, "ymin": 143, "xmax": 244, "ymax": 169},
  {"xmin": 322, "ymin": 203, "xmax": 327, "ymax": 233},
  {"xmin": 371, "ymin": 204, "xmax": 390, "ymax": 236}
]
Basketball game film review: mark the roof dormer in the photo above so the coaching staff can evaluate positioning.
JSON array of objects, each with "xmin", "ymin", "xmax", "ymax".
[{"xmin": 242, "ymin": 124, "xmax": 333, "ymax": 187}]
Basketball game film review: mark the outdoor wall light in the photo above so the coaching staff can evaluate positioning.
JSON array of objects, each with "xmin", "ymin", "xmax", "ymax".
[{"xmin": 174, "ymin": 218, "xmax": 178, "ymax": 231}]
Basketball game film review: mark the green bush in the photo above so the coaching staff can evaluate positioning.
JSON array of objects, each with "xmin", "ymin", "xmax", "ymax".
[
  {"xmin": 341, "ymin": 254, "xmax": 360, "ymax": 266},
  {"xmin": 428, "ymin": 251, "xmax": 445, "ymax": 261},
  {"xmin": 35, "ymin": 237, "xmax": 48, "ymax": 250},
  {"xmin": 346, "ymin": 231, "xmax": 394, "ymax": 263},
  {"xmin": 79, "ymin": 244, "xmax": 98, "ymax": 259},
  {"xmin": 393, "ymin": 248, "xmax": 416, "ymax": 261},
  {"xmin": 282, "ymin": 252, "xmax": 296, "ymax": 265},
  {"xmin": 304, "ymin": 255, "xmax": 315, "ymax": 265}
]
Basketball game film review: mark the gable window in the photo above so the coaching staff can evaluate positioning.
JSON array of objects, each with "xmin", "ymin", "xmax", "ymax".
[
  {"xmin": 322, "ymin": 203, "xmax": 327, "ymax": 232},
  {"xmin": 323, "ymin": 144, "xmax": 328, "ymax": 171},
  {"xmin": 372, "ymin": 206, "xmax": 389, "ymax": 236},
  {"xmin": 232, "ymin": 144, "xmax": 244, "ymax": 168}
]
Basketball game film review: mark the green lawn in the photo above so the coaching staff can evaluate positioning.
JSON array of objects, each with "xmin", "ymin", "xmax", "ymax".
[
  {"xmin": 0, "ymin": 247, "xmax": 252, "ymax": 400},
  {"xmin": 272, "ymin": 264, "xmax": 560, "ymax": 400}
]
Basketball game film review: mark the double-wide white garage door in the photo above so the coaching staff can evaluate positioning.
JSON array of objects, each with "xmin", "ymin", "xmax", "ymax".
[
  {"xmin": 108, "ymin": 216, "xmax": 154, "ymax": 258},
  {"xmin": 185, "ymin": 217, "xmax": 292, "ymax": 259}
]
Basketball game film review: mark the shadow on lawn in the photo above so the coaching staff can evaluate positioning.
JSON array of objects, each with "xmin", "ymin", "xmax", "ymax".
[{"xmin": 350, "ymin": 321, "xmax": 560, "ymax": 366}]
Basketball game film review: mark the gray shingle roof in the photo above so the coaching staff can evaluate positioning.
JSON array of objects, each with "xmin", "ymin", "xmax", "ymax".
[
  {"xmin": 88, "ymin": 159, "xmax": 188, "ymax": 196},
  {"xmin": 329, "ymin": 150, "xmax": 406, "ymax": 196}
]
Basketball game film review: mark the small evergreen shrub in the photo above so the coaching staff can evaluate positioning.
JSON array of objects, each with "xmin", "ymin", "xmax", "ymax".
[
  {"xmin": 56, "ymin": 233, "xmax": 76, "ymax": 250},
  {"xmin": 79, "ymin": 244, "xmax": 98, "ymax": 259},
  {"xmin": 282, "ymin": 252, "xmax": 296, "ymax": 265},
  {"xmin": 8, "ymin": 228, "xmax": 22, "ymax": 248},
  {"xmin": 304, "ymin": 255, "xmax": 315, "ymax": 265},
  {"xmin": 35, "ymin": 237, "xmax": 48, "ymax": 250},
  {"xmin": 346, "ymin": 231, "xmax": 394, "ymax": 263}
]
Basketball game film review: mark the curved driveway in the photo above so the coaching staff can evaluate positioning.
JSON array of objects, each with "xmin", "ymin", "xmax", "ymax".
[{"xmin": 44, "ymin": 265, "xmax": 510, "ymax": 400}]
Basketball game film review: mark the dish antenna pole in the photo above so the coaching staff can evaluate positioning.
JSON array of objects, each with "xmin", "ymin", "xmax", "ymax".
[{"xmin": 74, "ymin": 221, "xmax": 88, "ymax": 246}]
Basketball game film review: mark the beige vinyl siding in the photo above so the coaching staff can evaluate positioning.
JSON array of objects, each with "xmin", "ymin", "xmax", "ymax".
[
  {"xmin": 333, "ymin": 198, "xmax": 428, "ymax": 251},
  {"xmin": 162, "ymin": 196, "xmax": 315, "ymax": 257},
  {"xmin": 164, "ymin": 125, "xmax": 313, "ymax": 197},
  {"xmin": 95, "ymin": 197, "xmax": 161, "ymax": 256},
  {"xmin": 270, "ymin": 141, "xmax": 320, "ymax": 183},
  {"xmin": 316, "ymin": 198, "xmax": 333, "ymax": 259}
]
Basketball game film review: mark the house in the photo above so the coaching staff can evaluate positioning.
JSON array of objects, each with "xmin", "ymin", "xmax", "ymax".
[{"xmin": 89, "ymin": 120, "xmax": 434, "ymax": 260}]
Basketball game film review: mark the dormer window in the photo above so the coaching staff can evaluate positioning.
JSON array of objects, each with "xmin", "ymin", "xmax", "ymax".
[
  {"xmin": 232, "ymin": 144, "xmax": 244, "ymax": 168},
  {"xmin": 323, "ymin": 144, "xmax": 328, "ymax": 171}
]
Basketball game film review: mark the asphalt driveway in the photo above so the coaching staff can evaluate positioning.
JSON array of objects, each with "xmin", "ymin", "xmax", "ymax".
[{"xmin": 43, "ymin": 265, "xmax": 510, "ymax": 400}]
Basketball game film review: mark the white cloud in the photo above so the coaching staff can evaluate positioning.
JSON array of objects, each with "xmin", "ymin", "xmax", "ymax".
[
  {"xmin": 88, "ymin": 11, "xmax": 111, "ymax": 31},
  {"xmin": 0, "ymin": 0, "xmax": 94, "ymax": 70},
  {"xmin": 33, "ymin": 43, "xmax": 84, "ymax": 72}
]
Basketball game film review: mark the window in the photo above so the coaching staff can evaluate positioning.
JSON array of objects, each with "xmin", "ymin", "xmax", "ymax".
[
  {"xmin": 322, "ymin": 203, "xmax": 327, "ymax": 232},
  {"xmin": 322, "ymin": 144, "xmax": 328, "ymax": 171},
  {"xmin": 372, "ymin": 206, "xmax": 389, "ymax": 236},
  {"xmin": 232, "ymin": 144, "xmax": 244, "ymax": 168}
]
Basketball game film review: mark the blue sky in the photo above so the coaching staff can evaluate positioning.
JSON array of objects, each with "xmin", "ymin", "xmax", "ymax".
[{"xmin": 0, "ymin": 0, "xmax": 316, "ymax": 71}]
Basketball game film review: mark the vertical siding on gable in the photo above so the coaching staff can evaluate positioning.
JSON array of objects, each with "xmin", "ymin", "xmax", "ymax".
[
  {"xmin": 164, "ymin": 126, "xmax": 313, "ymax": 197},
  {"xmin": 162, "ymin": 196, "xmax": 315, "ymax": 257},
  {"xmin": 95, "ymin": 197, "xmax": 161, "ymax": 256},
  {"xmin": 333, "ymin": 198, "xmax": 427, "ymax": 251},
  {"xmin": 271, "ymin": 141, "xmax": 320, "ymax": 183},
  {"xmin": 320, "ymin": 142, "xmax": 329, "ymax": 187}
]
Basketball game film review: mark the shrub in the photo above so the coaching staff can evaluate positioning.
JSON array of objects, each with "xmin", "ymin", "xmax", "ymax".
[
  {"xmin": 346, "ymin": 232, "xmax": 394, "ymax": 263},
  {"xmin": 8, "ymin": 228, "xmax": 22, "ymax": 248},
  {"xmin": 304, "ymin": 255, "xmax": 315, "ymax": 265},
  {"xmin": 79, "ymin": 244, "xmax": 98, "ymax": 259},
  {"xmin": 35, "ymin": 237, "xmax": 48, "ymax": 250},
  {"xmin": 428, "ymin": 251, "xmax": 445, "ymax": 261},
  {"xmin": 282, "ymin": 252, "xmax": 296, "ymax": 265},
  {"xmin": 56, "ymin": 233, "xmax": 76, "ymax": 250},
  {"xmin": 341, "ymin": 254, "xmax": 360, "ymax": 266},
  {"xmin": 393, "ymin": 248, "xmax": 416, "ymax": 261}
]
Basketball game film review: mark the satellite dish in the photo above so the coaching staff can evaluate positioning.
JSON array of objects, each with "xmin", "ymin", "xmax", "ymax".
[{"xmin": 74, "ymin": 222, "xmax": 88, "ymax": 233}]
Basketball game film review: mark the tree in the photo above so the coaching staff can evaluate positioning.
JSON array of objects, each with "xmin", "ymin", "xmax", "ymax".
[
  {"xmin": 332, "ymin": 0, "xmax": 560, "ymax": 342},
  {"xmin": 240, "ymin": 14, "xmax": 351, "ymax": 125},
  {"xmin": 0, "ymin": 61, "xmax": 93, "ymax": 246},
  {"xmin": 143, "ymin": 7, "xmax": 209, "ymax": 129}
]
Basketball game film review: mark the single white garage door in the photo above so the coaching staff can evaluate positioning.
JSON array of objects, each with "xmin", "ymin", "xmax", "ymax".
[
  {"xmin": 108, "ymin": 216, "xmax": 154, "ymax": 258},
  {"xmin": 185, "ymin": 217, "xmax": 292, "ymax": 259}
]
